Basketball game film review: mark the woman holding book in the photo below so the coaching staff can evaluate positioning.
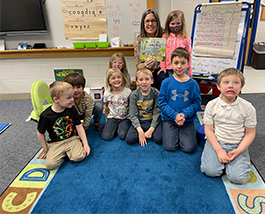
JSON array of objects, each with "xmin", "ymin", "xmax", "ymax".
[{"xmin": 134, "ymin": 8, "xmax": 166, "ymax": 90}]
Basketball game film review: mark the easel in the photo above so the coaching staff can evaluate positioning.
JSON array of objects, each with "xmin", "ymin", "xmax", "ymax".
[{"xmin": 191, "ymin": 2, "xmax": 251, "ymax": 95}]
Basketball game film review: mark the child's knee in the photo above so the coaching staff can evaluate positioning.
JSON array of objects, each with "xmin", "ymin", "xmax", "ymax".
[
  {"xmin": 45, "ymin": 160, "xmax": 61, "ymax": 170},
  {"xmin": 119, "ymin": 133, "xmax": 126, "ymax": 140},
  {"xmin": 163, "ymin": 143, "xmax": 178, "ymax": 151},
  {"xmin": 153, "ymin": 135, "xmax": 162, "ymax": 145},
  {"xmin": 125, "ymin": 136, "xmax": 135, "ymax": 145},
  {"xmin": 181, "ymin": 144, "xmax": 196, "ymax": 153},
  {"xmin": 227, "ymin": 171, "xmax": 250, "ymax": 184},
  {"xmin": 94, "ymin": 101, "xmax": 103, "ymax": 111},
  {"xmin": 201, "ymin": 165, "xmax": 223, "ymax": 178},
  {"xmin": 102, "ymin": 133, "xmax": 112, "ymax": 141},
  {"xmin": 70, "ymin": 150, "xmax": 86, "ymax": 162}
]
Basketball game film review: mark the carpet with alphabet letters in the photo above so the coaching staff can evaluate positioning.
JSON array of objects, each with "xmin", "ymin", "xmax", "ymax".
[{"xmin": 1, "ymin": 113, "xmax": 264, "ymax": 214}]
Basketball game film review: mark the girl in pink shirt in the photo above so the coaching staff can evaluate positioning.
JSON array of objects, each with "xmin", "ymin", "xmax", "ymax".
[{"xmin": 159, "ymin": 10, "xmax": 192, "ymax": 77}]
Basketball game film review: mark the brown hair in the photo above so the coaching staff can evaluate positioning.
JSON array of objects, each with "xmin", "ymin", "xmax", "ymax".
[
  {"xmin": 140, "ymin": 8, "xmax": 164, "ymax": 38},
  {"xmin": 50, "ymin": 81, "xmax": 73, "ymax": 100},
  {"xmin": 171, "ymin": 47, "xmax": 190, "ymax": 63},
  {"xmin": 217, "ymin": 68, "xmax": 245, "ymax": 86},
  {"xmin": 63, "ymin": 73, "xmax": 86, "ymax": 88},
  {"xmin": 164, "ymin": 10, "xmax": 188, "ymax": 39}
]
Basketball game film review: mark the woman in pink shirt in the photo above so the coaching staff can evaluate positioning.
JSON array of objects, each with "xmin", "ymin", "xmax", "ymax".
[{"xmin": 159, "ymin": 10, "xmax": 192, "ymax": 77}]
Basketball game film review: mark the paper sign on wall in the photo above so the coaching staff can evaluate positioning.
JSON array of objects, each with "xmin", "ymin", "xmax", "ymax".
[{"xmin": 60, "ymin": 0, "xmax": 107, "ymax": 40}]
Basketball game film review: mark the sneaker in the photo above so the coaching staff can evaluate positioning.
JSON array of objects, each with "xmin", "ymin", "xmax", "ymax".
[{"xmin": 93, "ymin": 123, "xmax": 104, "ymax": 133}]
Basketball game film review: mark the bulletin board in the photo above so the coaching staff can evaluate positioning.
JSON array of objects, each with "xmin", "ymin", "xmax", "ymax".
[{"xmin": 191, "ymin": 2, "xmax": 251, "ymax": 79}]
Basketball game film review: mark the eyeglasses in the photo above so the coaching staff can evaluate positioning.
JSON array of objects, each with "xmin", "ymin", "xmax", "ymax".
[
  {"xmin": 112, "ymin": 60, "xmax": 124, "ymax": 65},
  {"xmin": 144, "ymin": 19, "xmax": 157, "ymax": 24}
]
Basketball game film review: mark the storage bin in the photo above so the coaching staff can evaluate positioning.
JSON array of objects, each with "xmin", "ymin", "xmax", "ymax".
[
  {"xmin": 73, "ymin": 43, "xmax": 85, "ymax": 49},
  {"xmin": 251, "ymin": 42, "xmax": 265, "ymax": 69},
  {"xmin": 96, "ymin": 42, "xmax": 109, "ymax": 48},
  {"xmin": 85, "ymin": 42, "xmax": 96, "ymax": 48}
]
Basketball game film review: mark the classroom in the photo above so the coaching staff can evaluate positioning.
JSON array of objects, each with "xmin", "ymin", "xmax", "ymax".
[
  {"xmin": 0, "ymin": 0, "xmax": 265, "ymax": 213},
  {"xmin": 0, "ymin": 0, "xmax": 264, "ymax": 98}
]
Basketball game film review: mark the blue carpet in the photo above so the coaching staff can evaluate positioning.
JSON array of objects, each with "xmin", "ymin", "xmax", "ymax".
[{"xmin": 31, "ymin": 116, "xmax": 234, "ymax": 214}]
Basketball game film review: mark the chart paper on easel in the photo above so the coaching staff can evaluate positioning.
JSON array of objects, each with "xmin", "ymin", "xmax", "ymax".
[
  {"xmin": 60, "ymin": 0, "xmax": 107, "ymax": 40},
  {"xmin": 195, "ymin": 2, "xmax": 242, "ymax": 58}
]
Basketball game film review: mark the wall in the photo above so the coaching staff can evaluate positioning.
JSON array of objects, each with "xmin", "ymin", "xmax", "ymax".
[
  {"xmin": 256, "ymin": 5, "xmax": 265, "ymax": 42},
  {"xmin": 1, "ymin": 0, "xmax": 265, "ymax": 99}
]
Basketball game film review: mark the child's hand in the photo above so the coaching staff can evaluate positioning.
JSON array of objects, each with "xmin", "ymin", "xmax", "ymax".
[
  {"xmin": 84, "ymin": 144, "xmax": 91, "ymax": 157},
  {"xmin": 144, "ymin": 127, "xmax": 155, "ymax": 139},
  {"xmin": 157, "ymin": 68, "xmax": 167, "ymax": 75},
  {"xmin": 228, "ymin": 149, "xmax": 240, "ymax": 161},
  {"xmin": 217, "ymin": 149, "xmax": 230, "ymax": 164},
  {"xmin": 144, "ymin": 59, "xmax": 156, "ymax": 69},
  {"xmin": 40, "ymin": 151, "xmax": 47, "ymax": 159},
  {"xmin": 175, "ymin": 113, "xmax": 185, "ymax": 126},
  {"xmin": 137, "ymin": 127, "xmax": 147, "ymax": 147}
]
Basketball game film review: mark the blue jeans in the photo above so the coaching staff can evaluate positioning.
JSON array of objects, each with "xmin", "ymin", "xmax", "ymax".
[
  {"xmin": 201, "ymin": 140, "xmax": 251, "ymax": 184},
  {"xmin": 102, "ymin": 118, "xmax": 131, "ymax": 141},
  {"xmin": 93, "ymin": 101, "xmax": 103, "ymax": 124},
  {"xmin": 125, "ymin": 120, "xmax": 162, "ymax": 145},
  {"xmin": 162, "ymin": 120, "xmax": 196, "ymax": 152}
]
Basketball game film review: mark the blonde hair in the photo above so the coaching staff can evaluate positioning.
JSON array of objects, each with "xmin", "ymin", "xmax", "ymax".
[
  {"xmin": 164, "ymin": 10, "xmax": 188, "ymax": 39},
  {"xmin": 217, "ymin": 68, "xmax": 245, "ymax": 86},
  {"xmin": 135, "ymin": 68, "xmax": 153, "ymax": 80},
  {"xmin": 109, "ymin": 53, "xmax": 129, "ymax": 80},
  {"xmin": 49, "ymin": 81, "xmax": 73, "ymax": 100},
  {"xmin": 105, "ymin": 68, "xmax": 127, "ymax": 92}
]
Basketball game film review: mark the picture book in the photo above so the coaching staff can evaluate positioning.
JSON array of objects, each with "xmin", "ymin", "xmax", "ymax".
[{"xmin": 137, "ymin": 38, "xmax": 166, "ymax": 62}]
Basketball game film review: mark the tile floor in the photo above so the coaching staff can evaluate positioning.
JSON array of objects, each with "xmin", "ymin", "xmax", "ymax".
[{"xmin": 242, "ymin": 66, "xmax": 265, "ymax": 94}]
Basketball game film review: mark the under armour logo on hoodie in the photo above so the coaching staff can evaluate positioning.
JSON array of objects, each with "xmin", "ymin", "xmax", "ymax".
[{"xmin": 171, "ymin": 90, "xmax": 189, "ymax": 102}]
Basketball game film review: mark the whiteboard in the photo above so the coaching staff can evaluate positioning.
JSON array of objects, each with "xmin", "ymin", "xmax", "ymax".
[
  {"xmin": 105, "ymin": 0, "xmax": 147, "ymax": 45},
  {"xmin": 191, "ymin": 3, "xmax": 250, "ymax": 76}
]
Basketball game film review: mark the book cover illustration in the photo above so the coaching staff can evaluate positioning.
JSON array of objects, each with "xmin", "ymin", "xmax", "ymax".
[{"xmin": 137, "ymin": 38, "xmax": 166, "ymax": 62}]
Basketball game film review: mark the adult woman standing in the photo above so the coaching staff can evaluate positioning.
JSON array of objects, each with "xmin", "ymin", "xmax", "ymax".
[{"xmin": 134, "ymin": 8, "xmax": 166, "ymax": 90}]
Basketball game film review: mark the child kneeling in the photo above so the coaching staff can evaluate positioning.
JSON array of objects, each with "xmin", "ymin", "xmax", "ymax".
[
  {"xmin": 201, "ymin": 68, "xmax": 256, "ymax": 184},
  {"xmin": 37, "ymin": 81, "xmax": 90, "ymax": 170},
  {"xmin": 125, "ymin": 68, "xmax": 162, "ymax": 146}
]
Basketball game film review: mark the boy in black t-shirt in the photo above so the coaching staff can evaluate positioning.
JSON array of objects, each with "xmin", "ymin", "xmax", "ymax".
[{"xmin": 37, "ymin": 81, "xmax": 90, "ymax": 170}]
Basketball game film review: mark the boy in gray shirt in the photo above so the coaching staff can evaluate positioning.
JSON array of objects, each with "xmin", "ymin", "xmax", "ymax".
[{"xmin": 125, "ymin": 68, "xmax": 162, "ymax": 146}]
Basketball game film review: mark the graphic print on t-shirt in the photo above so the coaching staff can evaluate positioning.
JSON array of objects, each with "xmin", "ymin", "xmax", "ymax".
[
  {"xmin": 109, "ymin": 96, "xmax": 128, "ymax": 119},
  {"xmin": 137, "ymin": 100, "xmax": 153, "ymax": 118},
  {"xmin": 53, "ymin": 116, "xmax": 73, "ymax": 140}
]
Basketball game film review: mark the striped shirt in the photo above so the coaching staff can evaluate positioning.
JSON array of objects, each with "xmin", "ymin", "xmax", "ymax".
[{"xmin": 73, "ymin": 91, "xmax": 94, "ymax": 129}]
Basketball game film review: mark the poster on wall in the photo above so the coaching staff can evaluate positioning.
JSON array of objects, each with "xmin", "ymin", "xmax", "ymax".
[
  {"xmin": 195, "ymin": 2, "xmax": 242, "ymax": 58},
  {"xmin": 60, "ymin": 0, "xmax": 107, "ymax": 40}
]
